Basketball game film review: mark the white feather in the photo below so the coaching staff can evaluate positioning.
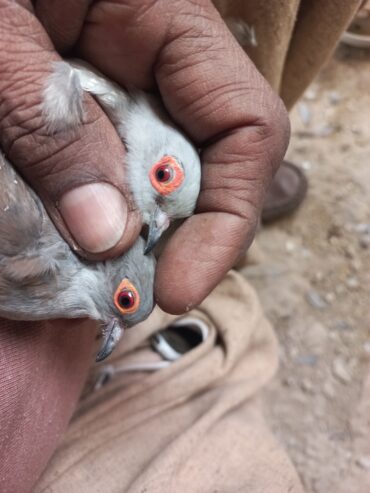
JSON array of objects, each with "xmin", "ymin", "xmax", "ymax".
[
  {"xmin": 42, "ymin": 61, "xmax": 84, "ymax": 133},
  {"xmin": 70, "ymin": 62, "xmax": 130, "ymax": 125}
]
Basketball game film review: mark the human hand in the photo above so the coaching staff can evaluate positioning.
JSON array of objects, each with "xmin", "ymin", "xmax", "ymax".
[
  {"xmin": 36, "ymin": 0, "xmax": 290, "ymax": 313},
  {"xmin": 2, "ymin": 0, "xmax": 289, "ymax": 315}
]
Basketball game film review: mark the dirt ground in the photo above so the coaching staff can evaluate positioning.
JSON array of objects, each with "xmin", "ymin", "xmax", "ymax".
[{"xmin": 241, "ymin": 43, "xmax": 370, "ymax": 493}]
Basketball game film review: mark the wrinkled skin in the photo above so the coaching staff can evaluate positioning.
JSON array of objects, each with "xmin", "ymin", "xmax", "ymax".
[{"xmin": 0, "ymin": 1, "xmax": 289, "ymax": 491}]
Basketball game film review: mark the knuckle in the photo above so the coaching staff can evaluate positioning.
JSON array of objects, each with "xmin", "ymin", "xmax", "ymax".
[
  {"xmin": 2, "ymin": 108, "xmax": 105, "ymax": 199},
  {"xmin": 250, "ymin": 92, "xmax": 291, "ymax": 174},
  {"xmin": 1, "ymin": 105, "xmax": 45, "ymax": 163}
]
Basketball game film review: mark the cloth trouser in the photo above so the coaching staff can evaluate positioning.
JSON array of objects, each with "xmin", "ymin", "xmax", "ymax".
[{"xmin": 35, "ymin": 1, "xmax": 360, "ymax": 492}]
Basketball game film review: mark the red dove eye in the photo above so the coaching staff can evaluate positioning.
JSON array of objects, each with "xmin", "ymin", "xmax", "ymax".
[
  {"xmin": 118, "ymin": 290, "xmax": 135, "ymax": 309},
  {"xmin": 150, "ymin": 156, "xmax": 184, "ymax": 195},
  {"xmin": 114, "ymin": 279, "xmax": 140, "ymax": 315},
  {"xmin": 155, "ymin": 164, "xmax": 173, "ymax": 183}
]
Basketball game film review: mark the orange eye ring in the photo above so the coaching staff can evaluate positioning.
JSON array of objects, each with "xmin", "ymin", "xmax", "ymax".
[
  {"xmin": 114, "ymin": 279, "xmax": 140, "ymax": 315},
  {"xmin": 149, "ymin": 156, "xmax": 184, "ymax": 196}
]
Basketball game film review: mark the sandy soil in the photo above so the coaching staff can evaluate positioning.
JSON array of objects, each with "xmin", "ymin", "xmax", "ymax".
[{"xmin": 242, "ymin": 44, "xmax": 370, "ymax": 492}]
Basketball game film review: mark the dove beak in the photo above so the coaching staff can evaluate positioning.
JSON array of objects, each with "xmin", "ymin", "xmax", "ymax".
[
  {"xmin": 144, "ymin": 206, "xmax": 170, "ymax": 255},
  {"xmin": 96, "ymin": 318, "xmax": 124, "ymax": 362}
]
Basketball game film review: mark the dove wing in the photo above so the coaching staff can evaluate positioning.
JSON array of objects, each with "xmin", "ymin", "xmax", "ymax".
[
  {"xmin": 0, "ymin": 153, "xmax": 62, "ymax": 283},
  {"xmin": 0, "ymin": 153, "xmax": 43, "ymax": 256}
]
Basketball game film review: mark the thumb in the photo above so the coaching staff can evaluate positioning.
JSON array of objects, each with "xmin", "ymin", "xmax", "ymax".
[{"xmin": 0, "ymin": 1, "xmax": 141, "ymax": 258}]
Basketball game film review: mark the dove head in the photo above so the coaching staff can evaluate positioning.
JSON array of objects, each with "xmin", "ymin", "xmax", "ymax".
[
  {"xmin": 88, "ymin": 236, "xmax": 155, "ymax": 361},
  {"xmin": 61, "ymin": 236, "xmax": 155, "ymax": 360},
  {"xmin": 123, "ymin": 93, "xmax": 201, "ymax": 253},
  {"xmin": 89, "ymin": 236, "xmax": 155, "ymax": 327}
]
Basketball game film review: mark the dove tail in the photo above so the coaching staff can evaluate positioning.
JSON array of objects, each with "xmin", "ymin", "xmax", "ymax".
[{"xmin": 42, "ymin": 61, "xmax": 84, "ymax": 134}]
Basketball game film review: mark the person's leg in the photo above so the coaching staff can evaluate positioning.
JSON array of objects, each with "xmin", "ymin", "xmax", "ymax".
[
  {"xmin": 214, "ymin": 0, "xmax": 361, "ymax": 107},
  {"xmin": 215, "ymin": 0, "xmax": 361, "ymax": 223},
  {"xmin": 0, "ymin": 318, "xmax": 96, "ymax": 493}
]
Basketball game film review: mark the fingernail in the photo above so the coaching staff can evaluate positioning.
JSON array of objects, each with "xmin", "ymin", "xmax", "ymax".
[{"xmin": 59, "ymin": 183, "xmax": 127, "ymax": 253}]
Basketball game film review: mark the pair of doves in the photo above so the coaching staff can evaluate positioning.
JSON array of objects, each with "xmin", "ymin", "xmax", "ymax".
[{"xmin": 0, "ymin": 61, "xmax": 201, "ymax": 361}]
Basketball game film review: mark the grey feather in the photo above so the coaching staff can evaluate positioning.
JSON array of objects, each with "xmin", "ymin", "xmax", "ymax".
[{"xmin": 0, "ymin": 156, "xmax": 44, "ymax": 256}]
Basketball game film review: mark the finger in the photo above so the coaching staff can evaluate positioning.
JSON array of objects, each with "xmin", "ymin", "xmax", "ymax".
[
  {"xmin": 35, "ymin": 0, "xmax": 93, "ymax": 53},
  {"xmin": 73, "ymin": 1, "xmax": 167, "ymax": 90},
  {"xmin": 154, "ymin": 2, "xmax": 289, "ymax": 312},
  {"xmin": 0, "ymin": 2, "xmax": 141, "ymax": 259},
  {"xmin": 0, "ymin": 317, "xmax": 96, "ymax": 493},
  {"xmin": 155, "ymin": 120, "xmax": 287, "ymax": 313}
]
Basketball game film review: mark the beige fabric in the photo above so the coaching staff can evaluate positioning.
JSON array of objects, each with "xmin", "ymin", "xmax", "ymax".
[
  {"xmin": 214, "ymin": 0, "xmax": 361, "ymax": 108},
  {"xmin": 36, "ymin": 272, "xmax": 304, "ymax": 492}
]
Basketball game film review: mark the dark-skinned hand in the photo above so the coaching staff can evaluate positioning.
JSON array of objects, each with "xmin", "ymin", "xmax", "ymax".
[{"xmin": 1, "ymin": 0, "xmax": 289, "ymax": 314}]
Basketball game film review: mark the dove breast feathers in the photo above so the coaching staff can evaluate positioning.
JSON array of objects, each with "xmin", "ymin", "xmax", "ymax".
[{"xmin": 0, "ymin": 153, "xmax": 155, "ymax": 327}]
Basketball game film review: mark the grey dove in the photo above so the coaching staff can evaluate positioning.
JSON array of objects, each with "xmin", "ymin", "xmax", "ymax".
[
  {"xmin": 0, "ymin": 153, "xmax": 155, "ymax": 361},
  {"xmin": 42, "ymin": 60, "xmax": 202, "ymax": 253}
]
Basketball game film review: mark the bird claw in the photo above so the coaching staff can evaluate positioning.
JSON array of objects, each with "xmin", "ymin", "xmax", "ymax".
[{"xmin": 96, "ymin": 319, "xmax": 124, "ymax": 362}]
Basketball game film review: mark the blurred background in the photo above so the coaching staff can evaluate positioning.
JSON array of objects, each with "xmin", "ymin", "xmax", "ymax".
[{"xmin": 240, "ymin": 10, "xmax": 370, "ymax": 493}]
